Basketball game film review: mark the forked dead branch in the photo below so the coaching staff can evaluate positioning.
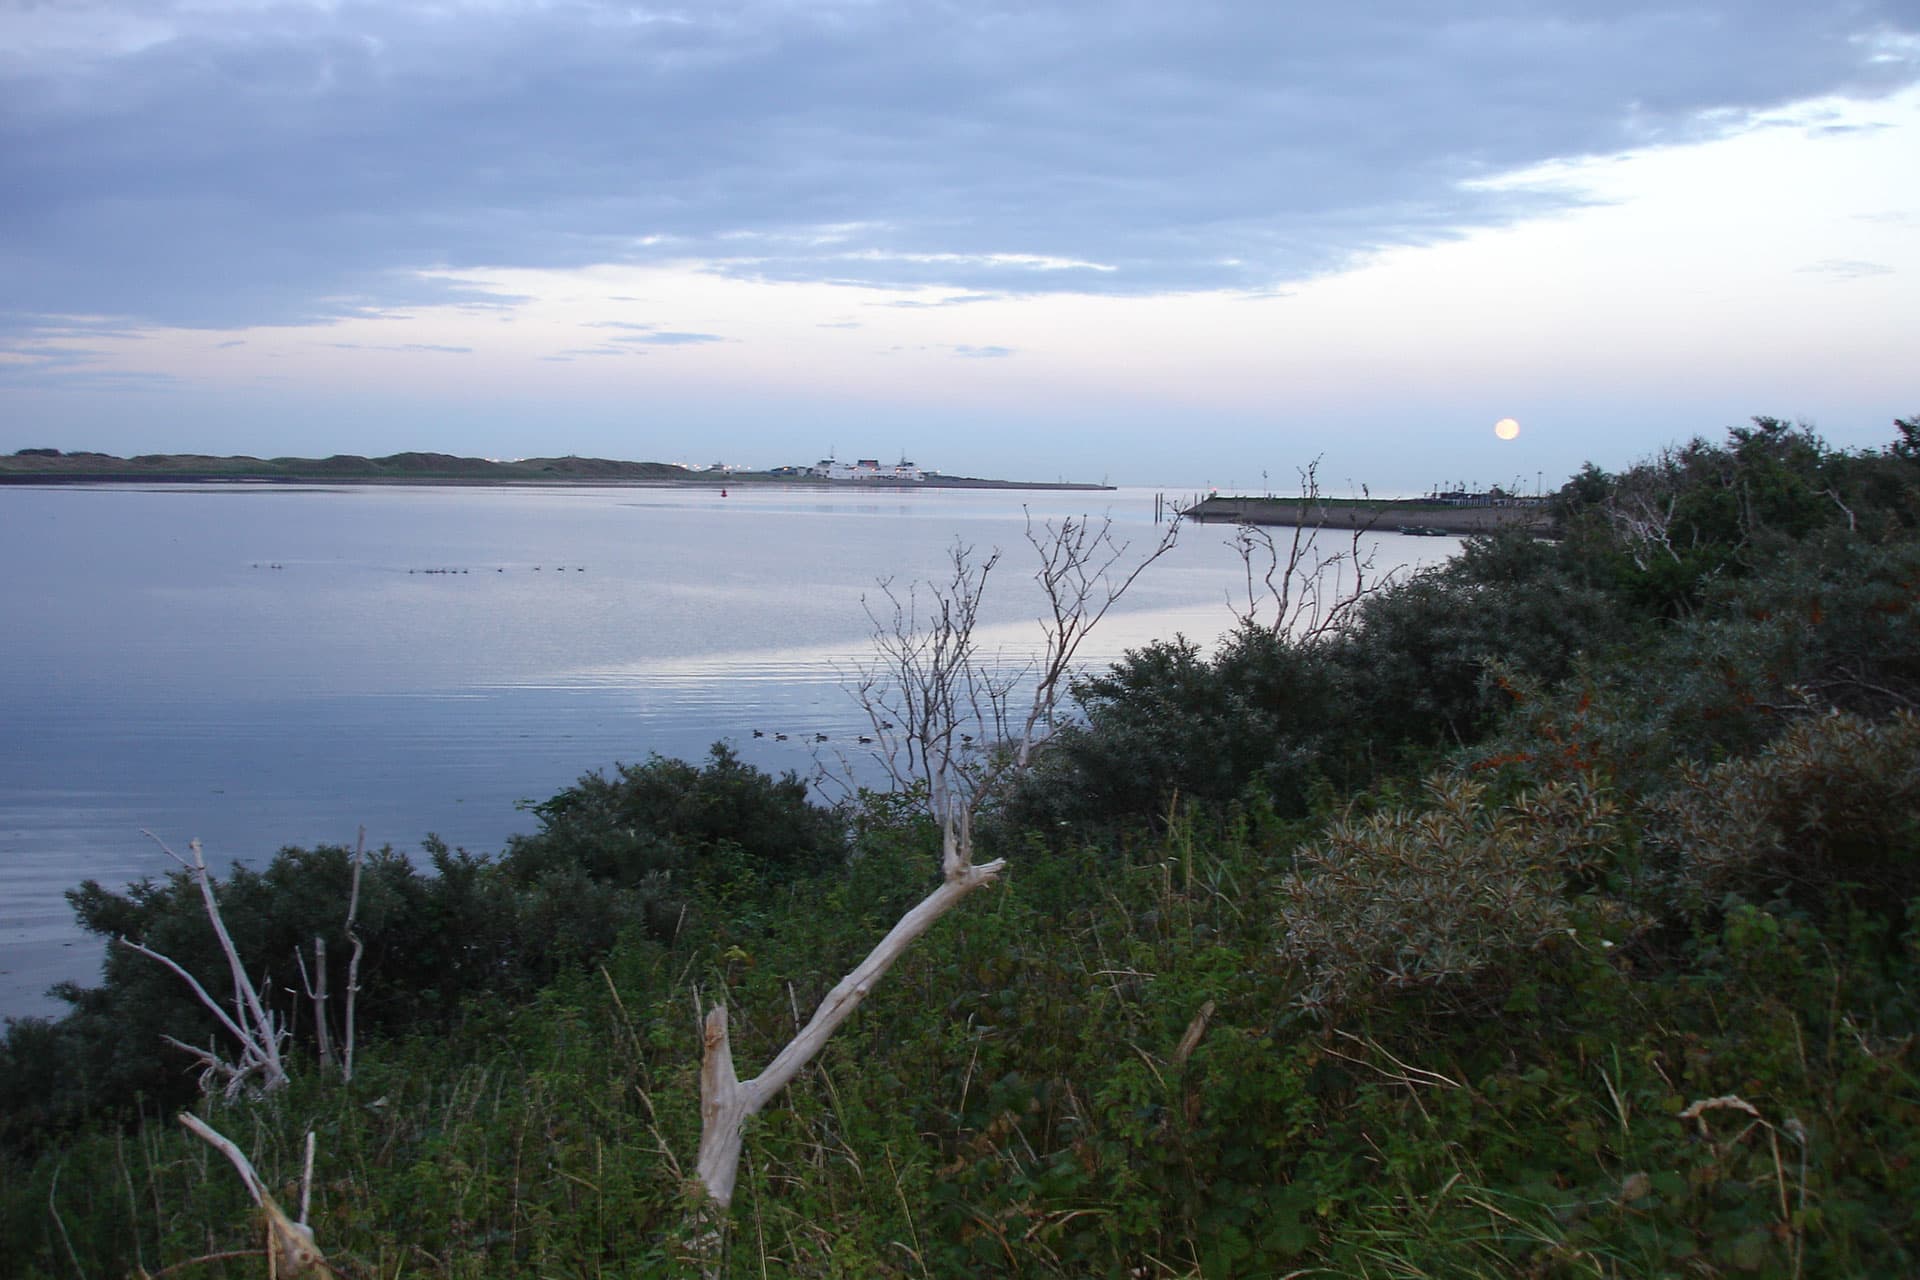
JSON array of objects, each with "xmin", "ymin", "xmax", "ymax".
[
  {"xmin": 161, "ymin": 1114, "xmax": 332, "ymax": 1278},
  {"xmin": 692, "ymin": 510, "xmax": 1178, "ymax": 1225},
  {"xmin": 116, "ymin": 833, "xmax": 290, "ymax": 1100}
]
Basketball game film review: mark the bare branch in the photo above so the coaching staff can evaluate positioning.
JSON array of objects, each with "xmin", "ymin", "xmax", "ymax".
[
  {"xmin": 299, "ymin": 1130, "xmax": 316, "ymax": 1228},
  {"xmin": 1229, "ymin": 459, "xmax": 1396, "ymax": 637},
  {"xmin": 123, "ymin": 833, "xmax": 289, "ymax": 1096},
  {"xmin": 342, "ymin": 827, "xmax": 366, "ymax": 1083},
  {"xmin": 696, "ymin": 856, "xmax": 1004, "ymax": 1208},
  {"xmin": 117, "ymin": 939, "xmax": 255, "ymax": 1057},
  {"xmin": 695, "ymin": 507, "xmax": 1176, "ymax": 1222},
  {"xmin": 1600, "ymin": 448, "xmax": 1688, "ymax": 571},
  {"xmin": 178, "ymin": 1114, "xmax": 331, "ymax": 1277},
  {"xmin": 295, "ymin": 938, "xmax": 334, "ymax": 1072}
]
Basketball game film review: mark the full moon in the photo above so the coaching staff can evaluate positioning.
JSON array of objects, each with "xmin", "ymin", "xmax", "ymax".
[{"xmin": 1494, "ymin": 417, "xmax": 1521, "ymax": 441}]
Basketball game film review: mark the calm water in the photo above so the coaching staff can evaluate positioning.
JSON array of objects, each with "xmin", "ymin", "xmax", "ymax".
[{"xmin": 0, "ymin": 482, "xmax": 1460, "ymax": 1018}]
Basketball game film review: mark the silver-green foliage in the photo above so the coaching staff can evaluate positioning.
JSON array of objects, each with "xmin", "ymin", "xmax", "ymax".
[
  {"xmin": 1651, "ymin": 708, "xmax": 1920, "ymax": 909},
  {"xmin": 1278, "ymin": 773, "xmax": 1623, "ymax": 1014}
]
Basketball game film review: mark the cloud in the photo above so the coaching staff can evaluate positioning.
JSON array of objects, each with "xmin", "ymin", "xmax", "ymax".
[
  {"xmin": 607, "ymin": 331, "xmax": 728, "ymax": 345},
  {"xmin": 1798, "ymin": 258, "xmax": 1896, "ymax": 279},
  {"xmin": 592, "ymin": 321, "xmax": 725, "ymax": 344},
  {"xmin": 0, "ymin": 340, "xmax": 178, "ymax": 390},
  {"xmin": 950, "ymin": 344, "xmax": 1015, "ymax": 359},
  {"xmin": 879, "ymin": 293, "xmax": 1003, "ymax": 309},
  {"xmin": 3, "ymin": 2, "xmax": 1915, "ymax": 333},
  {"xmin": 325, "ymin": 341, "xmax": 473, "ymax": 353}
]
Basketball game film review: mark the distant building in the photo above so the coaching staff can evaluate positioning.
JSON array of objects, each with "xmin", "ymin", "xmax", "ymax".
[{"xmin": 809, "ymin": 455, "xmax": 926, "ymax": 481}]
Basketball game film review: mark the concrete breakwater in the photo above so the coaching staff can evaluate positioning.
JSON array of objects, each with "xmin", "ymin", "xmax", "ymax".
[{"xmin": 1184, "ymin": 497, "xmax": 1551, "ymax": 535}]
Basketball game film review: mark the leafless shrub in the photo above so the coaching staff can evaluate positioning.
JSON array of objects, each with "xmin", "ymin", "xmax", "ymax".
[
  {"xmin": 1601, "ymin": 448, "xmax": 1688, "ymax": 572},
  {"xmin": 1229, "ymin": 459, "xmax": 1396, "ymax": 639}
]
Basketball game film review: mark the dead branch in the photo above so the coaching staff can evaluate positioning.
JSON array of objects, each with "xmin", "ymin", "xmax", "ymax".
[
  {"xmin": 177, "ymin": 1113, "xmax": 331, "ymax": 1277},
  {"xmin": 1600, "ymin": 448, "xmax": 1687, "ymax": 571},
  {"xmin": 1230, "ymin": 459, "xmax": 1395, "ymax": 638},
  {"xmin": 696, "ymin": 855, "xmax": 1003, "ymax": 1208},
  {"xmin": 342, "ymin": 827, "xmax": 366, "ymax": 1083},
  {"xmin": 692, "ymin": 509, "xmax": 1176, "ymax": 1222},
  {"xmin": 295, "ymin": 937, "xmax": 333, "ymax": 1072},
  {"xmin": 121, "ymin": 833, "xmax": 288, "ymax": 1097}
]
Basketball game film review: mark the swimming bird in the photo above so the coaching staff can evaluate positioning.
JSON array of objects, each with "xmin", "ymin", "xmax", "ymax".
[{"xmin": 752, "ymin": 729, "xmax": 765, "ymax": 738}]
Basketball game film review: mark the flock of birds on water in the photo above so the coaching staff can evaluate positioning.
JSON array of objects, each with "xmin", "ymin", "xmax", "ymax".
[
  {"xmin": 244, "ymin": 561, "xmax": 939, "ymax": 752},
  {"xmin": 403, "ymin": 565, "xmax": 589, "ymax": 575},
  {"xmin": 752, "ymin": 728, "xmax": 879, "ymax": 745}
]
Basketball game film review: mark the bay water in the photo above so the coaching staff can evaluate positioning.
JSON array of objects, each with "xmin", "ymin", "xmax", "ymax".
[{"xmin": 0, "ymin": 482, "xmax": 1460, "ymax": 1018}]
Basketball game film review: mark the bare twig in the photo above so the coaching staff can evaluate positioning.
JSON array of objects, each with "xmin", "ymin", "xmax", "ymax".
[{"xmin": 1229, "ymin": 459, "xmax": 1396, "ymax": 637}]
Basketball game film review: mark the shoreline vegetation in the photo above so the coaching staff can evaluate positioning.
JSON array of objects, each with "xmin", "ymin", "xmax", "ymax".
[
  {"xmin": 4, "ymin": 415, "xmax": 1919, "ymax": 1277},
  {"xmin": 0, "ymin": 448, "xmax": 1114, "ymax": 490}
]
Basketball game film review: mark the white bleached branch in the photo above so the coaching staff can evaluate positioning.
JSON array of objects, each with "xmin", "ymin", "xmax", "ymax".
[
  {"xmin": 120, "ymin": 833, "xmax": 288, "ymax": 1098},
  {"xmin": 692, "ymin": 508, "xmax": 1175, "ymax": 1220},
  {"xmin": 178, "ymin": 1113, "xmax": 330, "ymax": 1276}
]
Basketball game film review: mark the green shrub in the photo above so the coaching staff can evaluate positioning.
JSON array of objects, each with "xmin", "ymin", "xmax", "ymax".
[{"xmin": 504, "ymin": 742, "xmax": 842, "ymax": 891}]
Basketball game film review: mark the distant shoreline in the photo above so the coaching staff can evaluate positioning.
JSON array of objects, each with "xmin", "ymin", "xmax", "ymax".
[{"xmin": 0, "ymin": 451, "xmax": 1115, "ymax": 492}]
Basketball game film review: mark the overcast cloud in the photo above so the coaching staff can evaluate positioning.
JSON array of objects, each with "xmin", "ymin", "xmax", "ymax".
[{"xmin": 5, "ymin": 1, "xmax": 1915, "ymax": 334}]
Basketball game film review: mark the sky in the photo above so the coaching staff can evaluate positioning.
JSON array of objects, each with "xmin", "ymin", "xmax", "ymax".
[{"xmin": 2, "ymin": 2, "xmax": 1916, "ymax": 491}]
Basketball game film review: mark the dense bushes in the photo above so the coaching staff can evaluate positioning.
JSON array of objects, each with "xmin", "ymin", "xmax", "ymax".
[
  {"xmin": 1651, "ymin": 709, "xmax": 1920, "ymax": 911},
  {"xmin": 5, "ymin": 414, "xmax": 1920, "ymax": 1276},
  {"xmin": 0, "ymin": 747, "xmax": 837, "ymax": 1148},
  {"xmin": 1017, "ymin": 417, "xmax": 1918, "ymax": 836}
]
